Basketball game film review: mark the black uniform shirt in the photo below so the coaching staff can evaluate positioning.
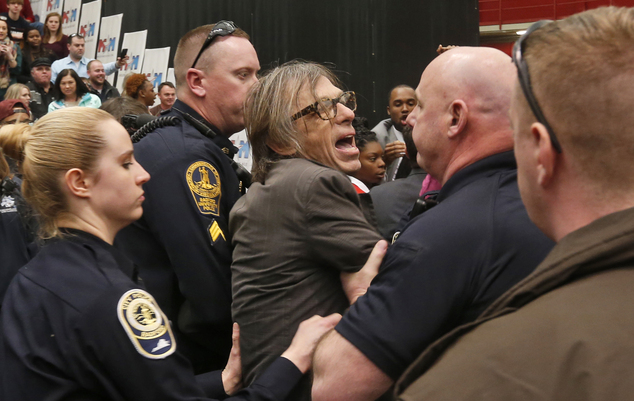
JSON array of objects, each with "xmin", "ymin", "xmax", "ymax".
[
  {"xmin": 336, "ymin": 151, "xmax": 555, "ymax": 380},
  {"xmin": 1, "ymin": 229, "xmax": 302, "ymax": 400},
  {"xmin": 115, "ymin": 99, "xmax": 241, "ymax": 372}
]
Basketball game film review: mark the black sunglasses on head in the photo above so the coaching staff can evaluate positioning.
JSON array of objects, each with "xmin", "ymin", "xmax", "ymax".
[
  {"xmin": 512, "ymin": 20, "xmax": 562, "ymax": 153},
  {"xmin": 191, "ymin": 20, "xmax": 237, "ymax": 69}
]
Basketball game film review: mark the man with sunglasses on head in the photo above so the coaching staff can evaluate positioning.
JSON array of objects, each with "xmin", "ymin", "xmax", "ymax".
[
  {"xmin": 50, "ymin": 33, "xmax": 128, "ymax": 83},
  {"xmin": 312, "ymin": 46, "xmax": 555, "ymax": 401},
  {"xmin": 115, "ymin": 21, "xmax": 260, "ymax": 374},
  {"xmin": 392, "ymin": 7, "xmax": 634, "ymax": 401}
]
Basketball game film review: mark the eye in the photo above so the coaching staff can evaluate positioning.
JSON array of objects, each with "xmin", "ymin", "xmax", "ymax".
[{"xmin": 123, "ymin": 162, "xmax": 133, "ymax": 169}]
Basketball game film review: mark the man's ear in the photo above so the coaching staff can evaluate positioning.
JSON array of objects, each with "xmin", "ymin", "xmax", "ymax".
[
  {"xmin": 532, "ymin": 122, "xmax": 557, "ymax": 187},
  {"xmin": 186, "ymin": 68, "xmax": 206, "ymax": 97},
  {"xmin": 386, "ymin": 105, "xmax": 391, "ymax": 117},
  {"xmin": 64, "ymin": 168, "xmax": 91, "ymax": 199},
  {"xmin": 447, "ymin": 99, "xmax": 468, "ymax": 138}
]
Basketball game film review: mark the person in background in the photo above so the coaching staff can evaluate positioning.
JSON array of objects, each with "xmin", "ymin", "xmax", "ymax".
[
  {"xmin": 1, "ymin": 0, "xmax": 29, "ymax": 41},
  {"xmin": 124, "ymin": 73, "xmax": 156, "ymax": 109},
  {"xmin": 50, "ymin": 34, "xmax": 128, "ymax": 83},
  {"xmin": 48, "ymin": 68, "xmax": 100, "ymax": 112},
  {"xmin": 0, "ymin": 110, "xmax": 37, "ymax": 308},
  {"xmin": 372, "ymin": 85, "xmax": 417, "ymax": 182},
  {"xmin": 41, "ymin": 12, "xmax": 67, "ymax": 60},
  {"xmin": 5, "ymin": 82, "xmax": 29, "ymax": 103},
  {"xmin": 18, "ymin": 27, "xmax": 54, "ymax": 83},
  {"xmin": 348, "ymin": 117, "xmax": 385, "ymax": 229},
  {"xmin": 149, "ymin": 81, "xmax": 175, "ymax": 116},
  {"xmin": 371, "ymin": 125, "xmax": 427, "ymax": 240},
  {"xmin": 0, "ymin": 16, "xmax": 20, "ymax": 100},
  {"xmin": 0, "ymin": 99, "xmax": 29, "ymax": 128},
  {"xmin": 231, "ymin": 60, "xmax": 383, "ymax": 401},
  {"xmin": 26, "ymin": 57, "xmax": 56, "ymax": 120},
  {"xmin": 0, "ymin": 106, "xmax": 343, "ymax": 401},
  {"xmin": 87, "ymin": 60, "xmax": 120, "ymax": 102}
]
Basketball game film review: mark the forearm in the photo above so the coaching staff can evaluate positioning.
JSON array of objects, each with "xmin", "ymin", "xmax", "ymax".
[{"xmin": 312, "ymin": 330, "xmax": 393, "ymax": 401}]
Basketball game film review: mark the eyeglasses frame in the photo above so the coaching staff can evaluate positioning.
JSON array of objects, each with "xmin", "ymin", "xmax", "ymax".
[{"xmin": 291, "ymin": 91, "xmax": 357, "ymax": 121}]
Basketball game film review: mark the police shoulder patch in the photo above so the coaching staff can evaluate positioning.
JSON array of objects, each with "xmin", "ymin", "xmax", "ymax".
[
  {"xmin": 186, "ymin": 161, "xmax": 222, "ymax": 216},
  {"xmin": 117, "ymin": 289, "xmax": 176, "ymax": 359}
]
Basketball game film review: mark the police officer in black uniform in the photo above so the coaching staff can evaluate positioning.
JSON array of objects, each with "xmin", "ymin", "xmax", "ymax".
[
  {"xmin": 115, "ymin": 21, "xmax": 260, "ymax": 373},
  {"xmin": 1, "ymin": 107, "xmax": 341, "ymax": 400}
]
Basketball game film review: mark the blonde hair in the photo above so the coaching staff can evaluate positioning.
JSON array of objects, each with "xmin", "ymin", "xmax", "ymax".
[
  {"xmin": 4, "ymin": 83, "xmax": 29, "ymax": 100},
  {"xmin": 42, "ymin": 12, "xmax": 63, "ymax": 43},
  {"xmin": 173, "ymin": 23, "xmax": 250, "ymax": 90},
  {"xmin": 522, "ymin": 6, "xmax": 634, "ymax": 191},
  {"xmin": 0, "ymin": 108, "xmax": 114, "ymax": 238},
  {"xmin": 245, "ymin": 60, "xmax": 340, "ymax": 183}
]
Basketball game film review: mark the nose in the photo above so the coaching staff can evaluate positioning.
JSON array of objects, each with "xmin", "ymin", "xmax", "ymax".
[
  {"xmin": 406, "ymin": 108, "xmax": 416, "ymax": 127},
  {"xmin": 378, "ymin": 156, "xmax": 386, "ymax": 169},
  {"xmin": 136, "ymin": 164, "xmax": 151, "ymax": 185},
  {"xmin": 336, "ymin": 102, "xmax": 355, "ymax": 122}
]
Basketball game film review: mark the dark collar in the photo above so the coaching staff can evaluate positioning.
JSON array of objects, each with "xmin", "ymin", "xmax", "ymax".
[
  {"xmin": 438, "ymin": 151, "xmax": 516, "ymax": 203},
  {"xmin": 58, "ymin": 228, "xmax": 139, "ymax": 282},
  {"xmin": 171, "ymin": 99, "xmax": 239, "ymax": 157}
]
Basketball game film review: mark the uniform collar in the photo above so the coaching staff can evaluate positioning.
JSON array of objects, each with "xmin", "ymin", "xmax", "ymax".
[
  {"xmin": 437, "ymin": 151, "xmax": 516, "ymax": 203},
  {"xmin": 59, "ymin": 228, "xmax": 140, "ymax": 282},
  {"xmin": 171, "ymin": 99, "xmax": 239, "ymax": 158}
]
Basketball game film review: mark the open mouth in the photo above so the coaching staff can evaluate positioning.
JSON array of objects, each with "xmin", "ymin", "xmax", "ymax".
[{"xmin": 335, "ymin": 134, "xmax": 358, "ymax": 152}]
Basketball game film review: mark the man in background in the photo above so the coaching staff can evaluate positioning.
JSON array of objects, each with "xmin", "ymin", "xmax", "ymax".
[
  {"xmin": 149, "ymin": 81, "xmax": 176, "ymax": 116},
  {"xmin": 87, "ymin": 60, "xmax": 120, "ymax": 102}
]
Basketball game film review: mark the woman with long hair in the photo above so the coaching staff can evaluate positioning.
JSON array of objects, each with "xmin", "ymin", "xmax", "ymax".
[
  {"xmin": 41, "ymin": 12, "xmax": 68, "ymax": 60},
  {"xmin": 19, "ymin": 27, "xmax": 54, "ymax": 82},
  {"xmin": 0, "ymin": 106, "xmax": 340, "ymax": 400},
  {"xmin": 0, "ymin": 16, "xmax": 21, "ymax": 100},
  {"xmin": 48, "ymin": 68, "xmax": 100, "ymax": 111},
  {"xmin": 4, "ymin": 83, "xmax": 30, "ymax": 103}
]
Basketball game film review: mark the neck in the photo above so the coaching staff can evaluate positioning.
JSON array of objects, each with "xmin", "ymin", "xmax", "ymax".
[
  {"xmin": 8, "ymin": 10, "xmax": 19, "ymax": 19},
  {"xmin": 70, "ymin": 54, "xmax": 82, "ymax": 63},
  {"xmin": 56, "ymin": 214, "xmax": 117, "ymax": 245},
  {"xmin": 161, "ymin": 103, "xmax": 171, "ymax": 110},
  {"xmin": 40, "ymin": 81, "xmax": 51, "ymax": 91},
  {"xmin": 48, "ymin": 32, "xmax": 57, "ymax": 42},
  {"xmin": 91, "ymin": 81, "xmax": 103, "ymax": 90},
  {"xmin": 178, "ymin": 92, "xmax": 231, "ymax": 137},
  {"xmin": 65, "ymin": 94, "xmax": 78, "ymax": 102}
]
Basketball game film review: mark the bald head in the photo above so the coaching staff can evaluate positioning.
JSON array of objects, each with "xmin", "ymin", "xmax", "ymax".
[{"xmin": 407, "ymin": 46, "xmax": 516, "ymax": 183}]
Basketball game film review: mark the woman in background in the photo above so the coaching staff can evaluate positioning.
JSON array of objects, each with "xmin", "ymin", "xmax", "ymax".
[
  {"xmin": 124, "ymin": 73, "xmax": 157, "ymax": 109},
  {"xmin": 48, "ymin": 68, "xmax": 100, "ymax": 112},
  {"xmin": 19, "ymin": 27, "xmax": 55, "ymax": 82},
  {"xmin": 0, "ymin": 16, "xmax": 20, "ymax": 100},
  {"xmin": 5, "ymin": 83, "xmax": 30, "ymax": 104},
  {"xmin": 42, "ymin": 12, "xmax": 67, "ymax": 60}
]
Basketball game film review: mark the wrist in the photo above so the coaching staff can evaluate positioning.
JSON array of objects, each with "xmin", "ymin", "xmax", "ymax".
[{"xmin": 281, "ymin": 349, "xmax": 310, "ymax": 374}]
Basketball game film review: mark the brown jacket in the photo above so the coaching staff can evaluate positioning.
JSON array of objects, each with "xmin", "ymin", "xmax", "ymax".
[{"xmin": 396, "ymin": 206, "xmax": 634, "ymax": 401}]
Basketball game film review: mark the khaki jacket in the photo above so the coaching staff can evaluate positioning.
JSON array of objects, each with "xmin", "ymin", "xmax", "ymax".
[{"xmin": 396, "ymin": 207, "xmax": 634, "ymax": 401}]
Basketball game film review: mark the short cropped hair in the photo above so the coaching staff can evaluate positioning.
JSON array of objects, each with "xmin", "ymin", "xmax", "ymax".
[
  {"xmin": 173, "ymin": 22, "xmax": 250, "ymax": 89},
  {"xmin": 157, "ymin": 81, "xmax": 175, "ymax": 93},
  {"xmin": 244, "ymin": 60, "xmax": 340, "ymax": 183},
  {"xmin": 522, "ymin": 6, "xmax": 634, "ymax": 191}
]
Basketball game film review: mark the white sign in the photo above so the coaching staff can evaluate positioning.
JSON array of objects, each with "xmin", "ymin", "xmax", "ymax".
[
  {"xmin": 97, "ymin": 13, "xmax": 122, "ymax": 85},
  {"xmin": 231, "ymin": 130, "xmax": 253, "ymax": 172},
  {"xmin": 61, "ymin": 0, "xmax": 81, "ymax": 35},
  {"xmin": 77, "ymin": 0, "xmax": 101, "ymax": 59},
  {"xmin": 166, "ymin": 68, "xmax": 175, "ymax": 88},
  {"xmin": 142, "ymin": 47, "xmax": 170, "ymax": 107},
  {"xmin": 116, "ymin": 30, "xmax": 148, "ymax": 94},
  {"xmin": 43, "ymin": 0, "xmax": 63, "ymax": 17},
  {"xmin": 31, "ymin": 0, "xmax": 45, "ymax": 22}
]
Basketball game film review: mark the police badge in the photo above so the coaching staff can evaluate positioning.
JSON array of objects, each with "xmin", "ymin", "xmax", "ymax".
[
  {"xmin": 117, "ymin": 289, "xmax": 176, "ymax": 359},
  {"xmin": 186, "ymin": 161, "xmax": 222, "ymax": 216}
]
